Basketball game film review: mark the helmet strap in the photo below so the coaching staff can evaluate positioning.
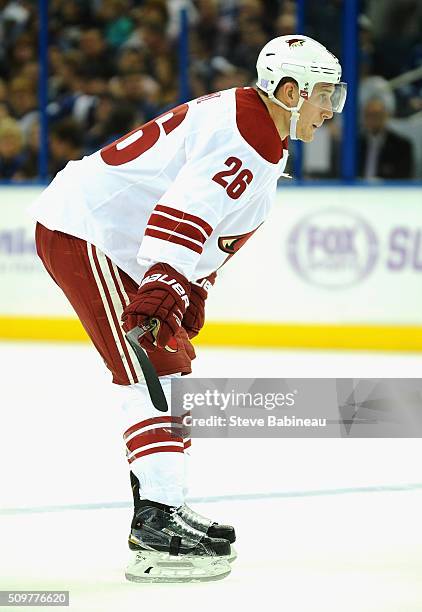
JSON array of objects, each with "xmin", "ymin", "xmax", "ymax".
[
  {"xmin": 289, "ymin": 97, "xmax": 305, "ymax": 140},
  {"xmin": 268, "ymin": 92, "xmax": 305, "ymax": 141},
  {"xmin": 289, "ymin": 110, "xmax": 300, "ymax": 140}
]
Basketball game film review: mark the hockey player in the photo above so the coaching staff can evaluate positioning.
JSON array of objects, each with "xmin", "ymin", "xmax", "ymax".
[{"xmin": 30, "ymin": 35, "xmax": 346, "ymax": 582}]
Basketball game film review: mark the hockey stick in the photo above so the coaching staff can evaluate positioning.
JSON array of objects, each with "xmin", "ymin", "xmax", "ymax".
[{"xmin": 125, "ymin": 319, "xmax": 169, "ymax": 413}]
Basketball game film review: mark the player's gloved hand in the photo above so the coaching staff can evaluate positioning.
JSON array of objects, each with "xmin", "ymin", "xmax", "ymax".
[
  {"xmin": 121, "ymin": 262, "xmax": 191, "ymax": 349},
  {"xmin": 182, "ymin": 271, "xmax": 216, "ymax": 339}
]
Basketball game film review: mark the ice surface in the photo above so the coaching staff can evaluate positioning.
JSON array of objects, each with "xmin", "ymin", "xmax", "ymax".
[{"xmin": 1, "ymin": 342, "xmax": 422, "ymax": 611}]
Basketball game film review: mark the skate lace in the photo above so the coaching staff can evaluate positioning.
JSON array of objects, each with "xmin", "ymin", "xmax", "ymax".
[
  {"xmin": 164, "ymin": 507, "xmax": 207, "ymax": 546},
  {"xmin": 177, "ymin": 504, "xmax": 213, "ymax": 530}
]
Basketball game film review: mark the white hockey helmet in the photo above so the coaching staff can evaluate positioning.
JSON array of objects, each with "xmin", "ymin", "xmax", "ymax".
[{"xmin": 256, "ymin": 35, "xmax": 347, "ymax": 139}]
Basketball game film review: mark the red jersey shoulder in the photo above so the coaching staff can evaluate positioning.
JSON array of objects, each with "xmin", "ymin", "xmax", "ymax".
[{"xmin": 235, "ymin": 88, "xmax": 287, "ymax": 164}]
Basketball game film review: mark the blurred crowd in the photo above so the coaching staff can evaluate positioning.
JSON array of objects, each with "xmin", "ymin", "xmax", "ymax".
[
  {"xmin": 0, "ymin": 0, "xmax": 421, "ymax": 181},
  {"xmin": 303, "ymin": 0, "xmax": 422, "ymax": 179}
]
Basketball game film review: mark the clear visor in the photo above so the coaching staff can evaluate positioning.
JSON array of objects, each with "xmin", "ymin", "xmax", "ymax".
[{"xmin": 306, "ymin": 82, "xmax": 347, "ymax": 113}]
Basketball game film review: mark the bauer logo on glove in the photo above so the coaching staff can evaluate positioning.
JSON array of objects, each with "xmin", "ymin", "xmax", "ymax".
[
  {"xmin": 140, "ymin": 272, "xmax": 190, "ymax": 309},
  {"xmin": 122, "ymin": 262, "xmax": 191, "ymax": 350}
]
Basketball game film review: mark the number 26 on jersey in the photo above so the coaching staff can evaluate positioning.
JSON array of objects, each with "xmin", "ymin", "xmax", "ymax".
[{"xmin": 212, "ymin": 157, "xmax": 253, "ymax": 200}]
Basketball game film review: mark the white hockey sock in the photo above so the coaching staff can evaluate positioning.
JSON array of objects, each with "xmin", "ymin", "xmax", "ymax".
[{"xmin": 117, "ymin": 373, "xmax": 186, "ymax": 508}]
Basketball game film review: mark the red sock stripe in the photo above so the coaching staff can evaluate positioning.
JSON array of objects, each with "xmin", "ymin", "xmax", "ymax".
[
  {"xmin": 126, "ymin": 427, "xmax": 183, "ymax": 453},
  {"xmin": 183, "ymin": 439, "xmax": 192, "ymax": 450},
  {"xmin": 145, "ymin": 228, "xmax": 203, "ymax": 254},
  {"xmin": 148, "ymin": 213, "xmax": 207, "ymax": 244},
  {"xmin": 124, "ymin": 416, "xmax": 183, "ymax": 441},
  {"xmin": 155, "ymin": 205, "xmax": 213, "ymax": 236},
  {"xmin": 128, "ymin": 445, "xmax": 184, "ymax": 464}
]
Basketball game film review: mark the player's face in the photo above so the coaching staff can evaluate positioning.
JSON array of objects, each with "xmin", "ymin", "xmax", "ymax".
[{"xmin": 296, "ymin": 83, "xmax": 335, "ymax": 142}]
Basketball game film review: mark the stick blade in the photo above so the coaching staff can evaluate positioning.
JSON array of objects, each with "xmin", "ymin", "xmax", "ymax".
[{"xmin": 126, "ymin": 326, "xmax": 169, "ymax": 413}]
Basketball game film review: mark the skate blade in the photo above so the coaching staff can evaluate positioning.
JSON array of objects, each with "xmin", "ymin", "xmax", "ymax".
[{"xmin": 125, "ymin": 550, "xmax": 232, "ymax": 583}]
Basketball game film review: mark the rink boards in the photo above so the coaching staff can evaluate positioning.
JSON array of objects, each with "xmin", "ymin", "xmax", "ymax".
[{"xmin": 1, "ymin": 184, "xmax": 422, "ymax": 350}]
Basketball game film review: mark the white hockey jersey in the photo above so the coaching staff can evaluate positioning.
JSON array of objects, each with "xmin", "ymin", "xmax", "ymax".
[{"xmin": 29, "ymin": 87, "xmax": 289, "ymax": 283}]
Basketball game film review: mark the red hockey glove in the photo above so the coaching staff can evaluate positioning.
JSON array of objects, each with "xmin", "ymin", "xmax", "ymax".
[
  {"xmin": 122, "ymin": 263, "xmax": 191, "ymax": 349},
  {"xmin": 182, "ymin": 271, "xmax": 216, "ymax": 339}
]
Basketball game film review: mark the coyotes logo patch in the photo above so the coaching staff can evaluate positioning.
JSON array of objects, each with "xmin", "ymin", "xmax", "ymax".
[
  {"xmin": 287, "ymin": 38, "xmax": 305, "ymax": 48},
  {"xmin": 217, "ymin": 225, "xmax": 262, "ymax": 267}
]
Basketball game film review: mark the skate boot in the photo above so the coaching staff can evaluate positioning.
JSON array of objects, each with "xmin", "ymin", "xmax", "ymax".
[
  {"xmin": 176, "ymin": 504, "xmax": 237, "ymax": 563},
  {"xmin": 126, "ymin": 500, "xmax": 232, "ymax": 583},
  {"xmin": 129, "ymin": 471, "xmax": 237, "ymax": 562}
]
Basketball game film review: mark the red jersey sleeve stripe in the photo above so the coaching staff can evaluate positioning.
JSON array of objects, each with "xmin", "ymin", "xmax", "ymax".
[
  {"xmin": 145, "ymin": 228, "xmax": 203, "ymax": 254},
  {"xmin": 148, "ymin": 213, "xmax": 207, "ymax": 244},
  {"xmin": 155, "ymin": 204, "xmax": 213, "ymax": 237},
  {"xmin": 151, "ymin": 211, "xmax": 210, "ymax": 240}
]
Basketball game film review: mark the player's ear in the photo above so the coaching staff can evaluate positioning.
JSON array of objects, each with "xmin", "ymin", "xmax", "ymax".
[
  {"xmin": 279, "ymin": 81, "xmax": 298, "ymax": 106},
  {"xmin": 286, "ymin": 83, "xmax": 298, "ymax": 102}
]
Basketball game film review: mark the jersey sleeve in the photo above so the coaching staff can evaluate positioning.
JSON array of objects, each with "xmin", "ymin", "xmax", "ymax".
[{"xmin": 136, "ymin": 127, "xmax": 263, "ymax": 280}]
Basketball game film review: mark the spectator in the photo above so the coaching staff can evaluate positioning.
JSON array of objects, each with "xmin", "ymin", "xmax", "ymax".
[
  {"xmin": 116, "ymin": 48, "xmax": 146, "ymax": 75},
  {"xmin": 141, "ymin": 0, "xmax": 169, "ymax": 28},
  {"xmin": 194, "ymin": 0, "xmax": 219, "ymax": 56},
  {"xmin": 13, "ymin": 119, "xmax": 39, "ymax": 180},
  {"xmin": 0, "ymin": 101, "xmax": 9, "ymax": 120},
  {"xmin": 77, "ymin": 28, "xmax": 115, "ymax": 79},
  {"xmin": 228, "ymin": 19, "xmax": 267, "ymax": 70},
  {"xmin": 18, "ymin": 59, "xmax": 39, "ymax": 83},
  {"xmin": 110, "ymin": 70, "xmax": 160, "ymax": 120},
  {"xmin": 98, "ymin": 0, "xmax": 134, "ymax": 49},
  {"xmin": 7, "ymin": 76, "xmax": 38, "ymax": 138},
  {"xmin": 8, "ymin": 31, "xmax": 37, "ymax": 77},
  {"xmin": 358, "ymin": 14, "xmax": 375, "ymax": 79},
  {"xmin": 48, "ymin": 49, "xmax": 84, "ymax": 99},
  {"xmin": 358, "ymin": 97, "xmax": 415, "ymax": 180},
  {"xmin": 359, "ymin": 75, "xmax": 396, "ymax": 120},
  {"xmin": 0, "ymin": 76, "xmax": 7, "ymax": 103},
  {"xmin": 274, "ymin": 11, "xmax": 296, "ymax": 37},
  {"xmin": 154, "ymin": 55, "xmax": 179, "ymax": 107},
  {"xmin": 49, "ymin": 0, "xmax": 94, "ymax": 50},
  {"xmin": 210, "ymin": 61, "xmax": 250, "ymax": 92},
  {"xmin": 49, "ymin": 118, "xmax": 83, "ymax": 178},
  {"xmin": 0, "ymin": 117, "xmax": 26, "ymax": 179}
]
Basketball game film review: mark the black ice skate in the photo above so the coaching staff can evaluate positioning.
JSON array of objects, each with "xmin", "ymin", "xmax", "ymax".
[
  {"xmin": 126, "ymin": 500, "xmax": 232, "ymax": 582},
  {"xmin": 129, "ymin": 471, "xmax": 237, "ymax": 562}
]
